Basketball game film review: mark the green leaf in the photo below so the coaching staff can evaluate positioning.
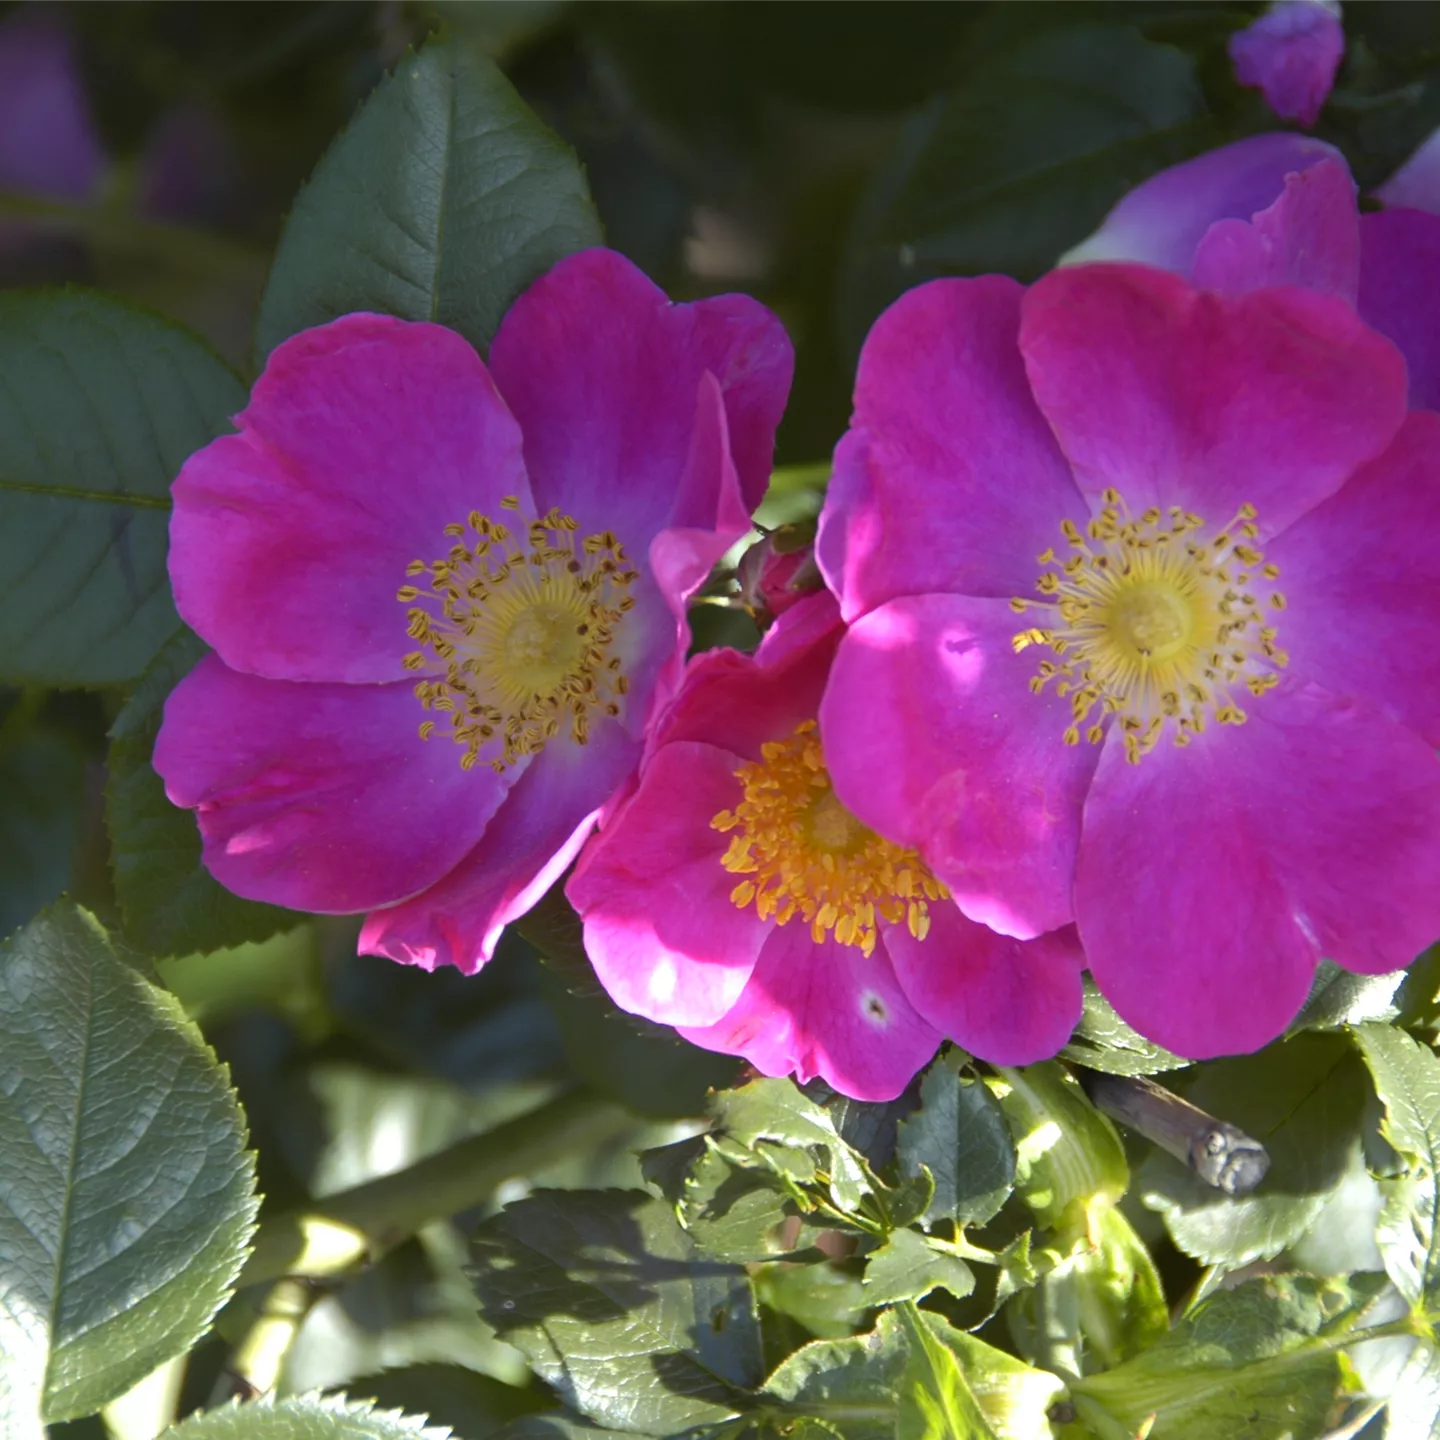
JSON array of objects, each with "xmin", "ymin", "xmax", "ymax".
[
  {"xmin": 348, "ymin": 1365, "xmax": 552, "ymax": 1438},
  {"xmin": 0, "ymin": 724, "xmax": 85, "ymax": 940},
  {"xmin": 1289, "ymin": 961, "xmax": 1404, "ymax": 1034},
  {"xmin": 991, "ymin": 1062, "xmax": 1127, "ymax": 1229},
  {"xmin": 472, "ymin": 1189, "xmax": 762, "ymax": 1433},
  {"xmin": 1138, "ymin": 1033, "xmax": 1368, "ymax": 1269},
  {"xmin": 106, "ymin": 628, "xmax": 298, "ymax": 958},
  {"xmin": 752, "ymin": 1261, "xmax": 870, "ymax": 1343},
  {"xmin": 660, "ymin": 1141, "xmax": 795, "ymax": 1264},
  {"xmin": 491, "ymin": 1418, "xmax": 643, "ymax": 1440},
  {"xmin": 897, "ymin": 1053, "xmax": 1015, "ymax": 1226},
  {"xmin": 764, "ymin": 1307, "xmax": 1045, "ymax": 1440},
  {"xmin": 0, "ymin": 290, "xmax": 244, "ymax": 687},
  {"xmin": 1384, "ymin": 1339, "xmax": 1440, "ymax": 1440},
  {"xmin": 1353, "ymin": 1022, "xmax": 1440, "ymax": 1308},
  {"xmin": 160, "ymin": 1394, "xmax": 449, "ymax": 1440},
  {"xmin": 839, "ymin": 23, "xmax": 1218, "ymax": 353},
  {"xmin": 1070, "ymin": 1274, "xmax": 1386, "ymax": 1440},
  {"xmin": 0, "ymin": 903, "xmax": 258, "ymax": 1427},
  {"xmin": 255, "ymin": 38, "xmax": 603, "ymax": 364},
  {"xmin": 1061, "ymin": 977, "xmax": 1190, "ymax": 1077},
  {"xmin": 863, "ymin": 1228, "xmax": 974, "ymax": 1307}
]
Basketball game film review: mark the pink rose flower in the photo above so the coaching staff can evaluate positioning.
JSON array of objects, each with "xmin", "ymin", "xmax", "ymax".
[
  {"xmin": 1065, "ymin": 133, "xmax": 1440, "ymax": 413},
  {"xmin": 567, "ymin": 592, "xmax": 1084, "ymax": 1100},
  {"xmin": 156, "ymin": 248, "xmax": 793, "ymax": 973},
  {"xmin": 1228, "ymin": 1, "xmax": 1344, "ymax": 128},
  {"xmin": 817, "ymin": 265, "xmax": 1440, "ymax": 1059}
]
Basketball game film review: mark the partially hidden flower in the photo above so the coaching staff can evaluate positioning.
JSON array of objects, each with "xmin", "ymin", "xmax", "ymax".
[
  {"xmin": 567, "ymin": 592, "xmax": 1084, "ymax": 1099},
  {"xmin": 1228, "ymin": 1, "xmax": 1344, "ymax": 128},
  {"xmin": 1063, "ymin": 132, "xmax": 1440, "ymax": 412},
  {"xmin": 155, "ymin": 248, "xmax": 793, "ymax": 973},
  {"xmin": 817, "ymin": 264, "xmax": 1440, "ymax": 1058},
  {"xmin": 735, "ymin": 523, "xmax": 822, "ymax": 627}
]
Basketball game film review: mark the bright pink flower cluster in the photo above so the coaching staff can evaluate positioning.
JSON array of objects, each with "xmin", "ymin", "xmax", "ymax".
[{"xmin": 160, "ymin": 131, "xmax": 1440, "ymax": 1094}]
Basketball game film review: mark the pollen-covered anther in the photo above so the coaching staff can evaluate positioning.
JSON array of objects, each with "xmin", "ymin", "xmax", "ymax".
[
  {"xmin": 399, "ymin": 497, "xmax": 637, "ymax": 772},
  {"xmin": 711, "ymin": 720, "xmax": 949, "ymax": 954},
  {"xmin": 1011, "ymin": 491, "xmax": 1287, "ymax": 764}
]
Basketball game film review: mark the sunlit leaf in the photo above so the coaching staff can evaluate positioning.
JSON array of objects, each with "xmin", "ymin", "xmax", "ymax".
[
  {"xmin": 160, "ymin": 1393, "xmax": 449, "ymax": 1440},
  {"xmin": 1062, "ymin": 978, "xmax": 1189, "ymax": 1077},
  {"xmin": 862, "ymin": 1228, "xmax": 974, "ymax": 1307}
]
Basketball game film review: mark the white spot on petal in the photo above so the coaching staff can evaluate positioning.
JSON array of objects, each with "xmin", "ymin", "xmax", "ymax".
[{"xmin": 649, "ymin": 958, "xmax": 678, "ymax": 1005}]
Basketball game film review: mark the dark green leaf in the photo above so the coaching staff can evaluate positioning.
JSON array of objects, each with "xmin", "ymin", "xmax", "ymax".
[
  {"xmin": 160, "ymin": 1394, "xmax": 448, "ymax": 1440},
  {"xmin": 106, "ymin": 628, "xmax": 298, "ymax": 958},
  {"xmin": 839, "ymin": 23, "xmax": 1218, "ymax": 353},
  {"xmin": 1289, "ymin": 961, "xmax": 1404, "ymax": 1034},
  {"xmin": 491, "ymin": 1418, "xmax": 643, "ymax": 1440},
  {"xmin": 0, "ymin": 726, "xmax": 85, "ymax": 940},
  {"xmin": 1062, "ymin": 977, "xmax": 1190, "ymax": 1077},
  {"xmin": 1139, "ymin": 1033, "xmax": 1368, "ymax": 1268},
  {"xmin": 1353, "ymin": 1023, "xmax": 1440, "ymax": 1307},
  {"xmin": 751, "ymin": 1261, "xmax": 870, "ymax": 1344},
  {"xmin": 349, "ymin": 1365, "xmax": 552, "ymax": 1438},
  {"xmin": 0, "ymin": 290, "xmax": 244, "ymax": 686},
  {"xmin": 1070, "ymin": 1274, "xmax": 1388, "ymax": 1440},
  {"xmin": 862, "ymin": 1229, "xmax": 974, "ymax": 1307},
  {"xmin": 472, "ymin": 1189, "xmax": 762, "ymax": 1433},
  {"xmin": 255, "ymin": 38, "xmax": 603, "ymax": 364},
  {"xmin": 0, "ymin": 903, "xmax": 257, "ymax": 1427},
  {"xmin": 897, "ymin": 1054, "xmax": 1015, "ymax": 1227}
]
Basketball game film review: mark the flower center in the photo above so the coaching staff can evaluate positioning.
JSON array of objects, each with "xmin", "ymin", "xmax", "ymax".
[
  {"xmin": 711, "ymin": 720, "xmax": 949, "ymax": 956},
  {"xmin": 398, "ymin": 496, "xmax": 637, "ymax": 772},
  {"xmin": 1011, "ymin": 489, "xmax": 1288, "ymax": 764}
]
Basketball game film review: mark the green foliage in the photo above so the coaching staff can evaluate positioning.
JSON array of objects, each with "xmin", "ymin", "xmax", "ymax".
[
  {"xmin": 1071, "ymin": 1274, "xmax": 1387, "ymax": 1440},
  {"xmin": 160, "ymin": 1394, "xmax": 449, "ymax": 1440},
  {"xmin": 471, "ymin": 1188, "xmax": 764, "ymax": 1433},
  {"xmin": 1354, "ymin": 1022, "xmax": 1440, "ymax": 1309},
  {"xmin": 255, "ymin": 37, "xmax": 603, "ymax": 364},
  {"xmin": 106, "ymin": 628, "xmax": 298, "ymax": 957},
  {"xmin": 839, "ymin": 22, "xmax": 1220, "ymax": 352},
  {"xmin": 1290, "ymin": 961, "xmax": 1404, "ymax": 1034},
  {"xmin": 1061, "ymin": 979, "xmax": 1189, "ymax": 1078},
  {"xmin": 0, "ymin": 721, "xmax": 85, "ymax": 940},
  {"xmin": 861, "ymin": 1228, "xmax": 975, "ymax": 1307},
  {"xmin": 0, "ymin": 291, "xmax": 244, "ymax": 687},
  {"xmin": 897, "ymin": 1050, "xmax": 1016, "ymax": 1226},
  {"xmin": 0, "ymin": 904, "xmax": 257, "ymax": 1429},
  {"xmin": 1139, "ymin": 1033, "xmax": 1368, "ymax": 1268}
]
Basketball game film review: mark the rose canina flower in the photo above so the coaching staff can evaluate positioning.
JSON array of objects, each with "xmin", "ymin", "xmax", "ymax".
[
  {"xmin": 817, "ymin": 263, "xmax": 1440, "ymax": 1058},
  {"xmin": 1064, "ymin": 132, "xmax": 1440, "ymax": 413},
  {"xmin": 566, "ymin": 591, "xmax": 1085, "ymax": 1100},
  {"xmin": 155, "ymin": 248, "xmax": 792, "ymax": 972},
  {"xmin": 1228, "ymin": 1, "xmax": 1344, "ymax": 129}
]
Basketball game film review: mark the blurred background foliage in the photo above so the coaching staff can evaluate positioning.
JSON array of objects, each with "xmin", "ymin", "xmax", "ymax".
[{"xmin": 7, "ymin": 2, "xmax": 1440, "ymax": 1434}]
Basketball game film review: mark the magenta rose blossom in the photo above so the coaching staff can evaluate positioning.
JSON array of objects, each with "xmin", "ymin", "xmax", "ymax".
[
  {"xmin": 1065, "ymin": 133, "xmax": 1440, "ymax": 413},
  {"xmin": 817, "ymin": 264, "xmax": 1440, "ymax": 1058},
  {"xmin": 155, "ymin": 248, "xmax": 792, "ymax": 973},
  {"xmin": 567, "ymin": 592, "xmax": 1084, "ymax": 1099},
  {"xmin": 1228, "ymin": 1, "xmax": 1344, "ymax": 128}
]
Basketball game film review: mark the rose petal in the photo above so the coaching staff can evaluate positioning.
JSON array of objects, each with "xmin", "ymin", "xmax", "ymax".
[
  {"xmin": 171, "ymin": 313, "xmax": 528, "ymax": 683},
  {"xmin": 679, "ymin": 926, "xmax": 941, "ymax": 1102},
  {"xmin": 155, "ymin": 653, "xmax": 514, "ymax": 913},
  {"xmin": 1269, "ymin": 410, "xmax": 1440, "ymax": 745},
  {"xmin": 884, "ymin": 909, "xmax": 1084, "ymax": 1066},
  {"xmin": 816, "ymin": 276, "xmax": 1082, "ymax": 620},
  {"xmin": 1229, "ymin": 2, "xmax": 1344, "ymax": 128},
  {"xmin": 1376, "ymin": 128, "xmax": 1440, "ymax": 215},
  {"xmin": 360, "ymin": 715, "xmax": 639, "ymax": 974},
  {"xmin": 1021, "ymin": 264, "xmax": 1407, "ymax": 539},
  {"xmin": 1359, "ymin": 208, "xmax": 1440, "ymax": 414},
  {"xmin": 488, "ymin": 248, "xmax": 792, "ymax": 546},
  {"xmin": 567, "ymin": 741, "xmax": 770, "ymax": 1027},
  {"xmin": 821, "ymin": 593, "xmax": 1096, "ymax": 940}
]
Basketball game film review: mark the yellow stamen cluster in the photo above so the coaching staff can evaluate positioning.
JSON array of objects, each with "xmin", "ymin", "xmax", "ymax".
[
  {"xmin": 1012, "ymin": 489, "xmax": 1288, "ymax": 764},
  {"xmin": 399, "ymin": 496, "xmax": 637, "ymax": 772},
  {"xmin": 711, "ymin": 720, "xmax": 949, "ymax": 955}
]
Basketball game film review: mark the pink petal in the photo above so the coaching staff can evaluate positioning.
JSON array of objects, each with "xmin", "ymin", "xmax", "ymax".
[
  {"xmin": 154, "ymin": 654, "xmax": 514, "ymax": 913},
  {"xmin": 487, "ymin": 248, "xmax": 792, "ymax": 546},
  {"xmin": 884, "ymin": 910, "xmax": 1084, "ymax": 1066},
  {"xmin": 679, "ymin": 926, "xmax": 941, "ymax": 1103},
  {"xmin": 1062, "ymin": 133, "xmax": 1344, "ymax": 275},
  {"xmin": 1376, "ymin": 129, "xmax": 1440, "ymax": 215},
  {"xmin": 1229, "ymin": 2, "xmax": 1344, "ymax": 128},
  {"xmin": 1267, "ymin": 411, "xmax": 1440, "ymax": 746},
  {"xmin": 359, "ymin": 716, "xmax": 639, "ymax": 974},
  {"xmin": 171, "ymin": 313, "xmax": 528, "ymax": 683},
  {"xmin": 820, "ymin": 593, "xmax": 1097, "ymax": 940},
  {"xmin": 816, "ymin": 277, "xmax": 1082, "ymax": 621},
  {"xmin": 647, "ymin": 591, "xmax": 842, "ymax": 761},
  {"xmin": 1359, "ymin": 209, "xmax": 1440, "ymax": 414},
  {"xmin": 1191, "ymin": 156, "xmax": 1359, "ymax": 303},
  {"xmin": 1079, "ymin": 684, "xmax": 1440, "ymax": 1057},
  {"xmin": 1020, "ymin": 264, "xmax": 1408, "ymax": 540},
  {"xmin": 567, "ymin": 741, "xmax": 769, "ymax": 1027}
]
